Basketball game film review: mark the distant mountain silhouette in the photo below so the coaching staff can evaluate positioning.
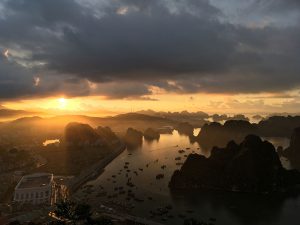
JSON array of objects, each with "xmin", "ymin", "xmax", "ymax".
[
  {"xmin": 137, "ymin": 110, "xmax": 209, "ymax": 127},
  {"xmin": 227, "ymin": 114, "xmax": 250, "ymax": 121},
  {"xmin": 0, "ymin": 108, "xmax": 42, "ymax": 119},
  {"xmin": 0, "ymin": 113, "xmax": 176, "ymax": 142},
  {"xmin": 196, "ymin": 116, "xmax": 300, "ymax": 149}
]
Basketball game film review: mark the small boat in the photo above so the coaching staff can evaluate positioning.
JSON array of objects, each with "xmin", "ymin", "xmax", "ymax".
[{"xmin": 156, "ymin": 174, "xmax": 164, "ymax": 180}]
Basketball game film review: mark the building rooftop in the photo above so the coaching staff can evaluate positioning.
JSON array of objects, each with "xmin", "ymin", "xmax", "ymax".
[{"xmin": 16, "ymin": 173, "xmax": 53, "ymax": 189}]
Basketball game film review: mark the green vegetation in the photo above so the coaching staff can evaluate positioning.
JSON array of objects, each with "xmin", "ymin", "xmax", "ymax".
[
  {"xmin": 8, "ymin": 201, "xmax": 114, "ymax": 225},
  {"xmin": 0, "ymin": 148, "xmax": 35, "ymax": 173},
  {"xmin": 0, "ymin": 148, "xmax": 35, "ymax": 202},
  {"xmin": 53, "ymin": 200, "xmax": 114, "ymax": 225}
]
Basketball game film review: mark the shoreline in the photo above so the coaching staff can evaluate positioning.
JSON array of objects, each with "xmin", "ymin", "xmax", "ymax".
[{"xmin": 68, "ymin": 143, "xmax": 126, "ymax": 193}]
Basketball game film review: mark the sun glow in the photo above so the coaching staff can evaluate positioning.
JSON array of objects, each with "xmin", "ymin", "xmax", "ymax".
[
  {"xmin": 58, "ymin": 97, "xmax": 67, "ymax": 109},
  {"xmin": 2, "ymin": 90, "xmax": 300, "ymax": 119}
]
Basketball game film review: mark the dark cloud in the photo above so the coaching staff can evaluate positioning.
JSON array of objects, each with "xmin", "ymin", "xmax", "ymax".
[{"xmin": 0, "ymin": 0, "xmax": 300, "ymax": 99}]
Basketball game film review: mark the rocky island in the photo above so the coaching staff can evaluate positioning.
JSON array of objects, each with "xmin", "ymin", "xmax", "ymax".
[
  {"xmin": 196, "ymin": 120, "xmax": 256, "ymax": 148},
  {"xmin": 125, "ymin": 128, "xmax": 143, "ymax": 149},
  {"xmin": 176, "ymin": 122, "xmax": 194, "ymax": 136},
  {"xmin": 65, "ymin": 122, "xmax": 103, "ymax": 147},
  {"xmin": 279, "ymin": 127, "xmax": 300, "ymax": 169},
  {"xmin": 169, "ymin": 135, "xmax": 300, "ymax": 193},
  {"xmin": 144, "ymin": 128, "xmax": 160, "ymax": 140},
  {"xmin": 196, "ymin": 116, "xmax": 300, "ymax": 149},
  {"xmin": 37, "ymin": 122, "xmax": 123, "ymax": 175}
]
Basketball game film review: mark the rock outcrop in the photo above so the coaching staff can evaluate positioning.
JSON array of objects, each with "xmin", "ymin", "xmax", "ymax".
[
  {"xmin": 65, "ymin": 123, "xmax": 120, "ymax": 148},
  {"xmin": 96, "ymin": 126, "xmax": 120, "ymax": 145},
  {"xmin": 228, "ymin": 114, "xmax": 249, "ymax": 121},
  {"xmin": 211, "ymin": 114, "xmax": 228, "ymax": 122},
  {"xmin": 280, "ymin": 127, "xmax": 300, "ymax": 168},
  {"xmin": 253, "ymin": 114, "xmax": 264, "ymax": 121},
  {"xmin": 144, "ymin": 128, "xmax": 160, "ymax": 140},
  {"xmin": 258, "ymin": 116, "xmax": 300, "ymax": 137},
  {"xmin": 125, "ymin": 128, "xmax": 143, "ymax": 148},
  {"xmin": 169, "ymin": 135, "xmax": 300, "ymax": 193},
  {"xmin": 197, "ymin": 120, "xmax": 257, "ymax": 148},
  {"xmin": 196, "ymin": 116, "xmax": 300, "ymax": 149},
  {"xmin": 65, "ymin": 122, "xmax": 102, "ymax": 147},
  {"xmin": 177, "ymin": 122, "xmax": 194, "ymax": 136}
]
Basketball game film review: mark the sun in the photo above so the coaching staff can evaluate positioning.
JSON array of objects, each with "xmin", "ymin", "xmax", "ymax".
[{"xmin": 58, "ymin": 97, "xmax": 67, "ymax": 109}]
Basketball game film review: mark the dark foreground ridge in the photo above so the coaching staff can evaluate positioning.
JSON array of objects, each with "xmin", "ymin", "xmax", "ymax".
[{"xmin": 169, "ymin": 135, "xmax": 300, "ymax": 193}]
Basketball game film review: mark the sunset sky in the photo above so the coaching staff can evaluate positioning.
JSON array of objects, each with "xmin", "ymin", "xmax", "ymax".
[{"xmin": 1, "ymin": 0, "xmax": 300, "ymax": 116}]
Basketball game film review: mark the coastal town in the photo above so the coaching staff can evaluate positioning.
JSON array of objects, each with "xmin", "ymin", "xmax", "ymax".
[{"xmin": 0, "ymin": 117, "xmax": 176, "ymax": 224}]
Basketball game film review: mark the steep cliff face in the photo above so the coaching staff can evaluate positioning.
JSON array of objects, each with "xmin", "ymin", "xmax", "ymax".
[
  {"xmin": 196, "ymin": 116, "xmax": 300, "ymax": 149},
  {"xmin": 280, "ymin": 127, "xmax": 300, "ymax": 168},
  {"xmin": 96, "ymin": 126, "xmax": 120, "ymax": 145},
  {"xmin": 169, "ymin": 135, "xmax": 300, "ymax": 193},
  {"xmin": 258, "ymin": 116, "xmax": 300, "ymax": 137},
  {"xmin": 65, "ymin": 122, "xmax": 101, "ymax": 147},
  {"xmin": 290, "ymin": 127, "xmax": 300, "ymax": 150},
  {"xmin": 125, "ymin": 128, "xmax": 143, "ymax": 149},
  {"xmin": 177, "ymin": 122, "xmax": 194, "ymax": 136},
  {"xmin": 144, "ymin": 128, "xmax": 160, "ymax": 140},
  {"xmin": 65, "ymin": 123, "xmax": 120, "ymax": 148},
  {"xmin": 197, "ymin": 120, "xmax": 257, "ymax": 148}
]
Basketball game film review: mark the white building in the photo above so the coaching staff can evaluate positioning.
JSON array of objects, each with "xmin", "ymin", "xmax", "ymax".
[{"xmin": 13, "ymin": 173, "xmax": 56, "ymax": 205}]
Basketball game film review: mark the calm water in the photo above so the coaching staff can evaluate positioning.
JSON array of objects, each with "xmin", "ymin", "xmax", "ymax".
[{"xmin": 75, "ymin": 130, "xmax": 300, "ymax": 225}]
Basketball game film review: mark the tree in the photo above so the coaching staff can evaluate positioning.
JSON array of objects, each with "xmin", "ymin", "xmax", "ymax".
[
  {"xmin": 53, "ymin": 200, "xmax": 113, "ymax": 225},
  {"xmin": 54, "ymin": 200, "xmax": 92, "ymax": 225}
]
